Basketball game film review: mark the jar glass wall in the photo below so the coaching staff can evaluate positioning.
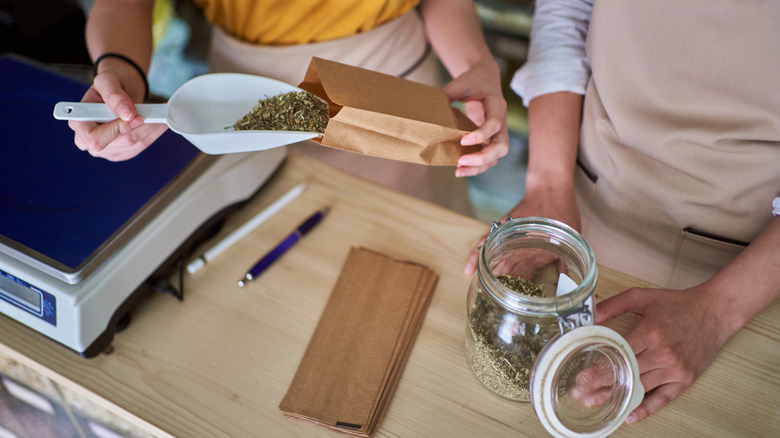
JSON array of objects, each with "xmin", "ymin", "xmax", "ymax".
[{"xmin": 465, "ymin": 217, "xmax": 597, "ymax": 402}]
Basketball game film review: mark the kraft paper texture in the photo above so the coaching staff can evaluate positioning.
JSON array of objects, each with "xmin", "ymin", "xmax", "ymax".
[
  {"xmin": 299, "ymin": 57, "xmax": 483, "ymax": 166},
  {"xmin": 279, "ymin": 246, "xmax": 438, "ymax": 437}
]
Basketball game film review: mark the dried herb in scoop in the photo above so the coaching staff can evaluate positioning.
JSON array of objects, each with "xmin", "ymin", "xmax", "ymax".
[{"xmin": 233, "ymin": 91, "xmax": 329, "ymax": 133}]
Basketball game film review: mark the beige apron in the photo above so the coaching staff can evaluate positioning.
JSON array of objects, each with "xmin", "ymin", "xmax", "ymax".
[
  {"xmin": 575, "ymin": 1, "xmax": 780, "ymax": 288},
  {"xmin": 208, "ymin": 9, "xmax": 474, "ymax": 216}
]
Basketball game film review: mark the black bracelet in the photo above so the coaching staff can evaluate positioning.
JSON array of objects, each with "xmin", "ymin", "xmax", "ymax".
[{"xmin": 93, "ymin": 52, "xmax": 150, "ymax": 101}]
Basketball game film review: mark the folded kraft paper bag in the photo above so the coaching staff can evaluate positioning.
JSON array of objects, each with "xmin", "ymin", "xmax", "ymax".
[
  {"xmin": 298, "ymin": 57, "xmax": 483, "ymax": 166},
  {"xmin": 279, "ymin": 246, "xmax": 438, "ymax": 437}
]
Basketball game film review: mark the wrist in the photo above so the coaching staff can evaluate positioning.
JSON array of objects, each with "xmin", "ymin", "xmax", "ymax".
[
  {"xmin": 696, "ymin": 276, "xmax": 777, "ymax": 340},
  {"xmin": 471, "ymin": 54, "xmax": 500, "ymax": 78},
  {"xmin": 523, "ymin": 177, "xmax": 575, "ymax": 208},
  {"xmin": 524, "ymin": 154, "xmax": 576, "ymax": 196},
  {"xmin": 692, "ymin": 282, "xmax": 751, "ymax": 342},
  {"xmin": 93, "ymin": 53, "xmax": 149, "ymax": 101}
]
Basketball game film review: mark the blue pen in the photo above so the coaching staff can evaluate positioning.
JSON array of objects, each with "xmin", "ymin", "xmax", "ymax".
[{"xmin": 237, "ymin": 207, "xmax": 330, "ymax": 287}]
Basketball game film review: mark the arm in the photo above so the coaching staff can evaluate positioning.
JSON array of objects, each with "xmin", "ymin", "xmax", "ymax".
[
  {"xmin": 418, "ymin": 0, "xmax": 508, "ymax": 177},
  {"xmin": 464, "ymin": 0, "xmax": 592, "ymax": 273},
  {"xmin": 86, "ymin": 0, "xmax": 154, "ymax": 74},
  {"xmin": 597, "ymin": 216, "xmax": 780, "ymax": 423},
  {"xmin": 464, "ymin": 91, "xmax": 582, "ymax": 273},
  {"xmin": 505, "ymin": 0, "xmax": 592, "ymax": 231},
  {"xmin": 520, "ymin": 91, "xmax": 583, "ymax": 230},
  {"xmin": 70, "ymin": 0, "xmax": 167, "ymax": 161}
]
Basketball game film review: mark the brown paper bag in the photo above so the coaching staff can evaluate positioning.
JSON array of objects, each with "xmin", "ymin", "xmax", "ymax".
[
  {"xmin": 298, "ymin": 57, "xmax": 483, "ymax": 166},
  {"xmin": 279, "ymin": 247, "xmax": 438, "ymax": 437}
]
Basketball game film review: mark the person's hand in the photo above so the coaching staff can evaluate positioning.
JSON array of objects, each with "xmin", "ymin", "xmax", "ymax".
[
  {"xmin": 69, "ymin": 63, "xmax": 167, "ymax": 161},
  {"xmin": 443, "ymin": 63, "xmax": 509, "ymax": 177},
  {"xmin": 464, "ymin": 183, "xmax": 580, "ymax": 274},
  {"xmin": 596, "ymin": 285, "xmax": 734, "ymax": 423},
  {"xmin": 569, "ymin": 349, "xmax": 623, "ymax": 408}
]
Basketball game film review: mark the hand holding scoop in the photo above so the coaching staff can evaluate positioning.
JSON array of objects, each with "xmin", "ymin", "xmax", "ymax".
[{"xmin": 53, "ymin": 73, "xmax": 325, "ymax": 154}]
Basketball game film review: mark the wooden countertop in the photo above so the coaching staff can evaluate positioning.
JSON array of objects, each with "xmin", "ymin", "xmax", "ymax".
[{"xmin": 0, "ymin": 152, "xmax": 778, "ymax": 437}]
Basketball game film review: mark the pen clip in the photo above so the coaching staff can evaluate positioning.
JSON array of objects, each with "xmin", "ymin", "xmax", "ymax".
[{"xmin": 298, "ymin": 206, "xmax": 330, "ymax": 234}]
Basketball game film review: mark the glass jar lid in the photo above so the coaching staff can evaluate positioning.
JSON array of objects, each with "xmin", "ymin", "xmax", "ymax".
[{"xmin": 530, "ymin": 325, "xmax": 643, "ymax": 438}]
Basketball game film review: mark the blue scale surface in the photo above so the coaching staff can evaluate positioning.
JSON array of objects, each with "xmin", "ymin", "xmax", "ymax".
[{"xmin": 0, "ymin": 55, "xmax": 201, "ymax": 273}]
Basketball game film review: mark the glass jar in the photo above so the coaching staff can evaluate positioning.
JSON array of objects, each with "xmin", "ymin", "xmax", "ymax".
[
  {"xmin": 465, "ymin": 217, "xmax": 643, "ymax": 437},
  {"xmin": 465, "ymin": 217, "xmax": 597, "ymax": 401}
]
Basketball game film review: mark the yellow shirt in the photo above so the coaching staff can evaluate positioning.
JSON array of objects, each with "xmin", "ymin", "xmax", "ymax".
[{"xmin": 193, "ymin": 0, "xmax": 420, "ymax": 45}]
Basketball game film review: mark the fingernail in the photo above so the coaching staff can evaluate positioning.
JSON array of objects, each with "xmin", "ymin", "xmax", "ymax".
[
  {"xmin": 129, "ymin": 116, "xmax": 144, "ymax": 129},
  {"xmin": 118, "ymin": 103, "xmax": 133, "ymax": 121},
  {"xmin": 461, "ymin": 134, "xmax": 477, "ymax": 146},
  {"xmin": 458, "ymin": 156, "xmax": 472, "ymax": 167},
  {"xmin": 626, "ymin": 413, "xmax": 638, "ymax": 424}
]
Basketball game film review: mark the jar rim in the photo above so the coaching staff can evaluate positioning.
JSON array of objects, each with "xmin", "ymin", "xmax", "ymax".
[{"xmin": 477, "ymin": 217, "xmax": 597, "ymax": 315}]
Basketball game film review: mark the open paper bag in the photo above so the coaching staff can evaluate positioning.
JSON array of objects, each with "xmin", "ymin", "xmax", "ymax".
[{"xmin": 298, "ymin": 57, "xmax": 483, "ymax": 166}]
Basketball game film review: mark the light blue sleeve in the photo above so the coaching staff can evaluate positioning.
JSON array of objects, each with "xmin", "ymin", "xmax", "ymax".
[{"xmin": 510, "ymin": 0, "xmax": 594, "ymax": 107}]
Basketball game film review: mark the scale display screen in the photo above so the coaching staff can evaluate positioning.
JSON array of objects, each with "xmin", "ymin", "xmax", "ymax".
[
  {"xmin": 0, "ymin": 269, "xmax": 55, "ymax": 325},
  {"xmin": 0, "ymin": 55, "xmax": 201, "ymax": 275}
]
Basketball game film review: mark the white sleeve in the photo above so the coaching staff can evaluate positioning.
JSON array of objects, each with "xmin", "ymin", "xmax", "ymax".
[
  {"xmin": 773, "ymin": 197, "xmax": 780, "ymax": 216},
  {"xmin": 510, "ymin": 0, "xmax": 594, "ymax": 107}
]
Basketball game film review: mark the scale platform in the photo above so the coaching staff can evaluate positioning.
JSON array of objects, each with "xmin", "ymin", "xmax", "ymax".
[{"xmin": 0, "ymin": 55, "xmax": 286, "ymax": 357}]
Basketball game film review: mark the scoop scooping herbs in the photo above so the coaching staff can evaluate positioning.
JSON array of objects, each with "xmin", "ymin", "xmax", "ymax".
[{"xmin": 233, "ymin": 91, "xmax": 329, "ymax": 133}]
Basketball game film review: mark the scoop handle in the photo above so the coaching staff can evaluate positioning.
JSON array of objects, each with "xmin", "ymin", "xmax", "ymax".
[{"xmin": 53, "ymin": 102, "xmax": 169, "ymax": 124}]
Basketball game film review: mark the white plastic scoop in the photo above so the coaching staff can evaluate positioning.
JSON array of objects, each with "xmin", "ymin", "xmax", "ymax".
[{"xmin": 53, "ymin": 73, "xmax": 323, "ymax": 154}]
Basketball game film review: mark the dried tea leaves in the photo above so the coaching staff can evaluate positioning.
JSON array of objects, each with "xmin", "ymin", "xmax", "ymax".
[{"xmin": 233, "ymin": 91, "xmax": 328, "ymax": 133}]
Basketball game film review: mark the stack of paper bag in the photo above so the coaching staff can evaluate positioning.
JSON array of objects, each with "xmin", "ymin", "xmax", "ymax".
[
  {"xmin": 279, "ymin": 246, "xmax": 438, "ymax": 437},
  {"xmin": 298, "ymin": 57, "xmax": 483, "ymax": 166}
]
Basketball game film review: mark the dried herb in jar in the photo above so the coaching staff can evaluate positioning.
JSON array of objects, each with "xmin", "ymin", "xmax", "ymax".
[
  {"xmin": 496, "ymin": 275, "xmax": 543, "ymax": 297},
  {"xmin": 233, "ymin": 91, "xmax": 329, "ymax": 133},
  {"xmin": 466, "ymin": 275, "xmax": 559, "ymax": 400}
]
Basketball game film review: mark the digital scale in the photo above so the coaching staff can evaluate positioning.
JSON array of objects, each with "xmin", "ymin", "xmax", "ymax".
[{"xmin": 0, "ymin": 55, "xmax": 286, "ymax": 357}]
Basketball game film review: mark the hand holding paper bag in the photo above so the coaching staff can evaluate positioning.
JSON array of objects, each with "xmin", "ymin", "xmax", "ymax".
[{"xmin": 299, "ymin": 57, "xmax": 483, "ymax": 166}]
